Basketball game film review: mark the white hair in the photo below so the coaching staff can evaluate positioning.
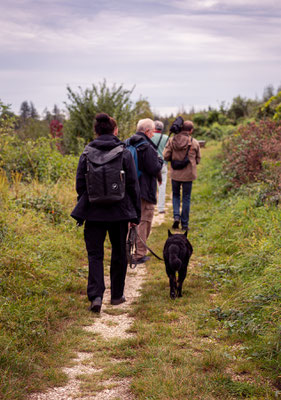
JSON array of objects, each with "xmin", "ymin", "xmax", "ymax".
[
  {"xmin": 137, "ymin": 118, "xmax": 155, "ymax": 133},
  {"xmin": 154, "ymin": 120, "xmax": 164, "ymax": 131}
]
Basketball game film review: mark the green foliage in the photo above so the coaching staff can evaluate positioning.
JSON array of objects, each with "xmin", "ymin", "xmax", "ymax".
[
  {"xmin": 194, "ymin": 122, "xmax": 235, "ymax": 141},
  {"xmin": 64, "ymin": 80, "xmax": 137, "ymax": 153},
  {"xmin": 134, "ymin": 98, "xmax": 154, "ymax": 120},
  {"xmin": 15, "ymin": 193, "xmax": 66, "ymax": 223},
  {"xmin": 0, "ymin": 133, "xmax": 77, "ymax": 183},
  {"xmin": 0, "ymin": 101, "xmax": 17, "ymax": 135},
  {"xmin": 0, "ymin": 173, "xmax": 88, "ymax": 399},
  {"xmin": 192, "ymin": 143, "xmax": 281, "ymax": 379},
  {"xmin": 222, "ymin": 120, "xmax": 281, "ymax": 198},
  {"xmin": 261, "ymin": 91, "xmax": 281, "ymax": 121},
  {"xmin": 16, "ymin": 118, "xmax": 50, "ymax": 140}
]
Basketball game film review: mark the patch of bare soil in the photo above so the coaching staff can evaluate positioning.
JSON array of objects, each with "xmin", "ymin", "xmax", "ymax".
[{"xmin": 29, "ymin": 207, "xmax": 167, "ymax": 400}]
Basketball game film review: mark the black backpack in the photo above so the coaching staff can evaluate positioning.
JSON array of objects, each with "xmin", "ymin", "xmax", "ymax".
[{"xmin": 83, "ymin": 144, "xmax": 125, "ymax": 205}]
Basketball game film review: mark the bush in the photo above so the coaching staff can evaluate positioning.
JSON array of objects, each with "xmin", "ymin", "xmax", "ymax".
[
  {"xmin": 0, "ymin": 134, "xmax": 77, "ymax": 183},
  {"xmin": 222, "ymin": 120, "xmax": 281, "ymax": 197}
]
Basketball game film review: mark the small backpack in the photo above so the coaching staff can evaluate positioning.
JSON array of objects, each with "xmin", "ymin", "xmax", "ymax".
[
  {"xmin": 125, "ymin": 139, "xmax": 146, "ymax": 178},
  {"xmin": 171, "ymin": 137, "xmax": 193, "ymax": 170},
  {"xmin": 83, "ymin": 144, "xmax": 125, "ymax": 205}
]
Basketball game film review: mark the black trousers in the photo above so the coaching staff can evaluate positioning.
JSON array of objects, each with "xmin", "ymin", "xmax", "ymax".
[{"xmin": 84, "ymin": 220, "xmax": 129, "ymax": 301}]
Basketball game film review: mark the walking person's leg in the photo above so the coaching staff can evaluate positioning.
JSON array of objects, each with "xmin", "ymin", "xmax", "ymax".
[
  {"xmin": 181, "ymin": 181, "xmax": 193, "ymax": 230},
  {"xmin": 108, "ymin": 220, "xmax": 129, "ymax": 303},
  {"xmin": 84, "ymin": 221, "xmax": 107, "ymax": 311},
  {"xmin": 172, "ymin": 179, "xmax": 181, "ymax": 228},
  {"xmin": 158, "ymin": 163, "xmax": 168, "ymax": 213},
  {"xmin": 135, "ymin": 199, "xmax": 155, "ymax": 262}
]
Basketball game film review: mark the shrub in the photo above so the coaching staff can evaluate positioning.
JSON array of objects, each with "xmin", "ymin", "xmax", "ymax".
[
  {"xmin": 222, "ymin": 120, "xmax": 281, "ymax": 196},
  {"xmin": 0, "ymin": 134, "xmax": 77, "ymax": 183}
]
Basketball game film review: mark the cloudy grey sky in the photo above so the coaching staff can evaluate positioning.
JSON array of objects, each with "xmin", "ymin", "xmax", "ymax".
[{"xmin": 1, "ymin": 0, "xmax": 281, "ymax": 116}]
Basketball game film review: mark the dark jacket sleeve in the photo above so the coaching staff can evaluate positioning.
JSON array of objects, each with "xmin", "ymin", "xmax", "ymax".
[
  {"xmin": 76, "ymin": 154, "xmax": 87, "ymax": 200},
  {"xmin": 123, "ymin": 150, "xmax": 141, "ymax": 224},
  {"xmin": 139, "ymin": 144, "xmax": 163, "ymax": 176}
]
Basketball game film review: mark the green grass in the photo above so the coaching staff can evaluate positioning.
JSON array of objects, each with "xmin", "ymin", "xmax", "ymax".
[
  {"xmin": 1, "ymin": 141, "xmax": 280, "ymax": 399},
  {"xmin": 0, "ymin": 174, "xmax": 89, "ymax": 399}
]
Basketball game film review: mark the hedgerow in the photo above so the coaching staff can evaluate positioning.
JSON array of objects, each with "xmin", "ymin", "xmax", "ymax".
[{"xmin": 222, "ymin": 120, "xmax": 281, "ymax": 202}]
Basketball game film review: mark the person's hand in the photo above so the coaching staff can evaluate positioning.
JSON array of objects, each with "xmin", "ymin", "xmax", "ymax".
[{"xmin": 129, "ymin": 222, "xmax": 137, "ymax": 227}]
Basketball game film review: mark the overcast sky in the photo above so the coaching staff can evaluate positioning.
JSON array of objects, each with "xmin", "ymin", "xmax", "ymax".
[{"xmin": 1, "ymin": 0, "xmax": 281, "ymax": 116}]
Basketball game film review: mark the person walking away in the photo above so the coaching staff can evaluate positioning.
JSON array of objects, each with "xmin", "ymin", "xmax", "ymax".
[
  {"xmin": 126, "ymin": 118, "xmax": 163, "ymax": 264},
  {"xmin": 151, "ymin": 120, "xmax": 169, "ymax": 213},
  {"xmin": 163, "ymin": 120, "xmax": 201, "ymax": 231},
  {"xmin": 71, "ymin": 113, "xmax": 141, "ymax": 313}
]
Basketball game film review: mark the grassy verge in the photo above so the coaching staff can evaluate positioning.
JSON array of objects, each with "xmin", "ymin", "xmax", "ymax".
[
  {"xmin": 0, "ymin": 172, "xmax": 89, "ymax": 400},
  {"xmin": 86, "ymin": 142, "xmax": 280, "ymax": 399},
  {"xmin": 1, "ymin": 141, "xmax": 280, "ymax": 399}
]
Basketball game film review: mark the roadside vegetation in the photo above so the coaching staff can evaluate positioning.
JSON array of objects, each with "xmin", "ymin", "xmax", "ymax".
[{"xmin": 0, "ymin": 82, "xmax": 280, "ymax": 399}]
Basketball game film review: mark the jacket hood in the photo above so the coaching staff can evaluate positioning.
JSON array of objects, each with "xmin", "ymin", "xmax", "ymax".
[
  {"xmin": 87, "ymin": 134, "xmax": 123, "ymax": 150},
  {"xmin": 172, "ymin": 131, "xmax": 191, "ymax": 151}
]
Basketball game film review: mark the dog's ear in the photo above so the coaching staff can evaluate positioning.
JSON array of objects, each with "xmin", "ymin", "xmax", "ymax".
[
  {"xmin": 183, "ymin": 230, "xmax": 187, "ymax": 237},
  {"xmin": 168, "ymin": 229, "xmax": 173, "ymax": 237}
]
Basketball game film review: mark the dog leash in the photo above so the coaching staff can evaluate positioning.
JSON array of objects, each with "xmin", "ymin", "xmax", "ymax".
[
  {"xmin": 126, "ymin": 226, "xmax": 138, "ymax": 269},
  {"xmin": 126, "ymin": 226, "xmax": 163, "ymax": 268}
]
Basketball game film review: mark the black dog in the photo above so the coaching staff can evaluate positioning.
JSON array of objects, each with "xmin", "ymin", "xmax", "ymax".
[{"xmin": 163, "ymin": 230, "xmax": 193, "ymax": 299}]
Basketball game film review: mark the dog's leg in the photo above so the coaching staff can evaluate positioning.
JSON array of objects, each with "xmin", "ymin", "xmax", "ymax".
[
  {"xmin": 177, "ymin": 267, "xmax": 187, "ymax": 298},
  {"xmin": 169, "ymin": 275, "xmax": 176, "ymax": 299},
  {"xmin": 177, "ymin": 280, "xmax": 183, "ymax": 297}
]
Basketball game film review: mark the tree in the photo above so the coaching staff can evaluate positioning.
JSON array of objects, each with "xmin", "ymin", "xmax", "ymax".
[
  {"xmin": 134, "ymin": 98, "xmax": 154, "ymax": 120},
  {"xmin": 263, "ymin": 84, "xmax": 275, "ymax": 102},
  {"xmin": 64, "ymin": 80, "xmax": 137, "ymax": 153},
  {"xmin": 227, "ymin": 96, "xmax": 249, "ymax": 123},
  {"xmin": 30, "ymin": 102, "xmax": 39, "ymax": 119},
  {"xmin": 261, "ymin": 91, "xmax": 281, "ymax": 121},
  {"xmin": 20, "ymin": 101, "xmax": 31, "ymax": 121}
]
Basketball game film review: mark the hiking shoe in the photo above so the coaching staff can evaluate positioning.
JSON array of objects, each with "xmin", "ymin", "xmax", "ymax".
[
  {"xmin": 89, "ymin": 297, "xmax": 102, "ymax": 313},
  {"xmin": 132, "ymin": 255, "xmax": 150, "ymax": 264},
  {"xmin": 111, "ymin": 295, "xmax": 126, "ymax": 305},
  {"xmin": 172, "ymin": 220, "xmax": 180, "ymax": 229}
]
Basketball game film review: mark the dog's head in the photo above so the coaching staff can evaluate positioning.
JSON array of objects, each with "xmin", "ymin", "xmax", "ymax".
[{"xmin": 167, "ymin": 229, "xmax": 193, "ymax": 257}]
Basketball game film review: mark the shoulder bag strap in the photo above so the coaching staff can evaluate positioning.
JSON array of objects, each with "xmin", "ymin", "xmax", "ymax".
[{"xmin": 156, "ymin": 134, "xmax": 163, "ymax": 149}]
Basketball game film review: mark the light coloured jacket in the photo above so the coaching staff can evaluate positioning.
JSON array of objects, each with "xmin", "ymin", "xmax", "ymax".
[
  {"xmin": 163, "ymin": 131, "xmax": 201, "ymax": 181},
  {"xmin": 151, "ymin": 132, "xmax": 169, "ymax": 165}
]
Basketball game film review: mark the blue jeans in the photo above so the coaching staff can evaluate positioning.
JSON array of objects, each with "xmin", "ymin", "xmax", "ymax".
[{"xmin": 172, "ymin": 180, "xmax": 193, "ymax": 228}]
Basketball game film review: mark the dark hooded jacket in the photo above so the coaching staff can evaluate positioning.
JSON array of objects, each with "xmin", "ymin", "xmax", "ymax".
[
  {"xmin": 71, "ymin": 134, "xmax": 141, "ymax": 224},
  {"xmin": 127, "ymin": 132, "xmax": 163, "ymax": 204}
]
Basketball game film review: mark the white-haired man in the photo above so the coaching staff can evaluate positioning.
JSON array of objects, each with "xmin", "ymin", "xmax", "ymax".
[
  {"xmin": 127, "ymin": 118, "xmax": 163, "ymax": 264},
  {"xmin": 151, "ymin": 120, "xmax": 169, "ymax": 213}
]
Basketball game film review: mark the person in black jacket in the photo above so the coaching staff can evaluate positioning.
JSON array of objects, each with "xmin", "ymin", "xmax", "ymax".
[
  {"xmin": 126, "ymin": 118, "xmax": 163, "ymax": 264},
  {"xmin": 71, "ymin": 113, "xmax": 141, "ymax": 313}
]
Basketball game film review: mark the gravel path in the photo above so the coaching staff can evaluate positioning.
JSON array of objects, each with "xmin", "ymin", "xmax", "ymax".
[{"xmin": 29, "ymin": 209, "xmax": 167, "ymax": 400}]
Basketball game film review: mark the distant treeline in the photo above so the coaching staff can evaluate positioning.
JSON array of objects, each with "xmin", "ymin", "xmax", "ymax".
[{"xmin": 1, "ymin": 80, "xmax": 281, "ymax": 155}]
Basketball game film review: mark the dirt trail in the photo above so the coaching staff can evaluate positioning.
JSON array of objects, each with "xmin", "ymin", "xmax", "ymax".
[{"xmin": 29, "ymin": 209, "xmax": 167, "ymax": 400}]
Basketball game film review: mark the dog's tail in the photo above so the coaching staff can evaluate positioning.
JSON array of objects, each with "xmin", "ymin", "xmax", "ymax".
[{"xmin": 169, "ymin": 245, "xmax": 182, "ymax": 271}]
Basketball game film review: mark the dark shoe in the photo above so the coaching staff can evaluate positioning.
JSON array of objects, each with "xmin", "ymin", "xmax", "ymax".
[
  {"xmin": 132, "ymin": 255, "xmax": 150, "ymax": 264},
  {"xmin": 111, "ymin": 295, "xmax": 126, "ymax": 305},
  {"xmin": 159, "ymin": 210, "xmax": 165, "ymax": 214},
  {"xmin": 89, "ymin": 297, "xmax": 102, "ymax": 313},
  {"xmin": 172, "ymin": 220, "xmax": 180, "ymax": 229}
]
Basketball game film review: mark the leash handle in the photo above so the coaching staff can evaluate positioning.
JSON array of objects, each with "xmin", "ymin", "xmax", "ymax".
[{"xmin": 127, "ymin": 226, "xmax": 138, "ymax": 269}]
